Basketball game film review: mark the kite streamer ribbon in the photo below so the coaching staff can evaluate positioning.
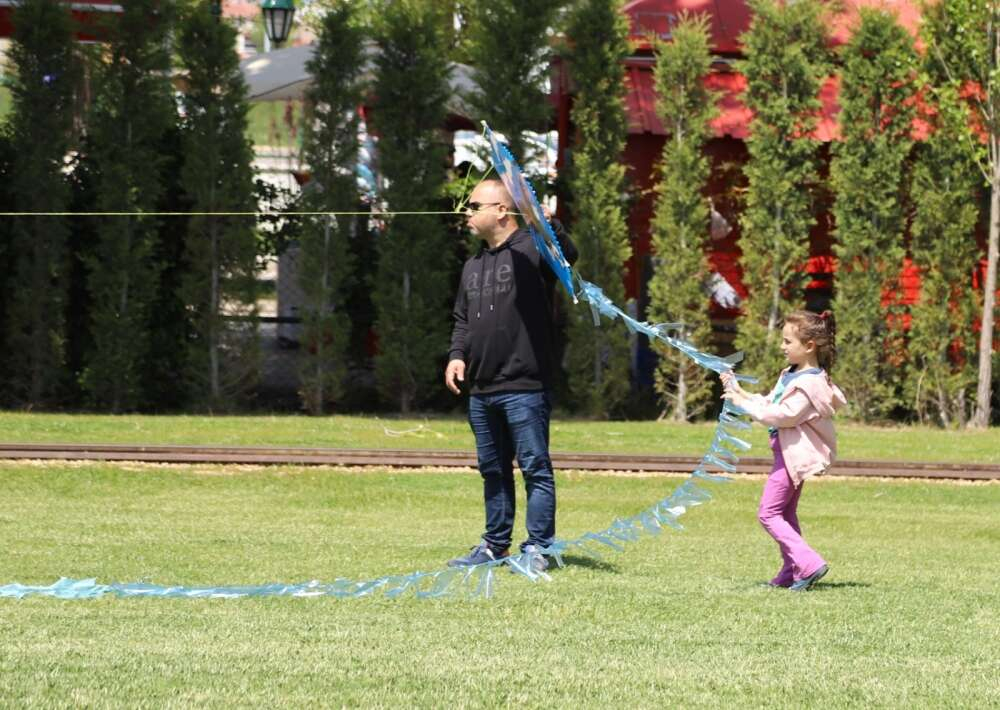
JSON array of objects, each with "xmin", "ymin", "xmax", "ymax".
[{"xmin": 0, "ymin": 124, "xmax": 756, "ymax": 601}]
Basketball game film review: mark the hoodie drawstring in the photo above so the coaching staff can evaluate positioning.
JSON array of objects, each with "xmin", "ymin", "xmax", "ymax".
[
  {"xmin": 476, "ymin": 253, "xmax": 487, "ymax": 319},
  {"xmin": 490, "ymin": 252, "xmax": 497, "ymax": 314}
]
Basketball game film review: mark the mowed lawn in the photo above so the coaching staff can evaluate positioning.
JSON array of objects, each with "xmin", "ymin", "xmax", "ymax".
[
  {"xmin": 5, "ymin": 412, "xmax": 1000, "ymax": 464},
  {"xmin": 1, "ymin": 460, "xmax": 997, "ymax": 706}
]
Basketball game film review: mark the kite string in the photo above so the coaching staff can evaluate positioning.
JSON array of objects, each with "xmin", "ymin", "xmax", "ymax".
[
  {"xmin": 0, "ymin": 210, "xmax": 514, "ymax": 217},
  {"xmin": 2, "ymin": 128, "xmax": 501, "ymax": 220}
]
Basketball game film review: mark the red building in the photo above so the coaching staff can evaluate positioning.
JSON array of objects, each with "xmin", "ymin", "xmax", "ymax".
[
  {"xmin": 0, "ymin": 0, "xmax": 123, "ymax": 41},
  {"xmin": 551, "ymin": 0, "xmax": 927, "ymax": 349}
]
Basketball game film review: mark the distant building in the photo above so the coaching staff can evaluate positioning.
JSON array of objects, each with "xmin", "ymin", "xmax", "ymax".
[
  {"xmin": 0, "ymin": 0, "xmax": 123, "ymax": 40},
  {"xmin": 552, "ymin": 0, "xmax": 936, "ymax": 358}
]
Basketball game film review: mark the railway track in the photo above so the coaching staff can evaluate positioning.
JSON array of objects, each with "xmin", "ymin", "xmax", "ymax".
[{"xmin": 0, "ymin": 443, "xmax": 996, "ymax": 480}]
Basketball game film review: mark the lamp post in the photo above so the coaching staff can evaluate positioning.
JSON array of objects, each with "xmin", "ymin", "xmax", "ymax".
[
  {"xmin": 207, "ymin": 1, "xmax": 294, "ymax": 53},
  {"xmin": 260, "ymin": 0, "xmax": 295, "ymax": 51}
]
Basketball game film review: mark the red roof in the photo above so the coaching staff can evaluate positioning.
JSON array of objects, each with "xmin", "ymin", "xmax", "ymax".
[
  {"xmin": 622, "ymin": 0, "xmax": 926, "ymax": 141},
  {"xmin": 623, "ymin": 0, "xmax": 922, "ymax": 51},
  {"xmin": 0, "ymin": 1, "xmax": 123, "ymax": 40},
  {"xmin": 623, "ymin": 0, "xmax": 751, "ymax": 54}
]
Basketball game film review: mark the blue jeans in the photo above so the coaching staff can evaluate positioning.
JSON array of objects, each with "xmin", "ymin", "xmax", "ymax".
[{"xmin": 468, "ymin": 390, "xmax": 556, "ymax": 550}]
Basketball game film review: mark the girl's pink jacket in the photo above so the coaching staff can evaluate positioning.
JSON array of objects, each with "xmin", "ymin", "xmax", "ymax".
[{"xmin": 743, "ymin": 369, "xmax": 848, "ymax": 486}]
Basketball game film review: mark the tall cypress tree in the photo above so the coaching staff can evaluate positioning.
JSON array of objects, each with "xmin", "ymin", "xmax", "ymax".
[
  {"xmin": 296, "ymin": 0, "xmax": 365, "ymax": 414},
  {"xmin": 735, "ymin": 0, "xmax": 829, "ymax": 380},
  {"xmin": 830, "ymin": 8, "xmax": 917, "ymax": 421},
  {"xmin": 80, "ymin": 0, "xmax": 175, "ymax": 412},
  {"xmin": 63, "ymin": 133, "xmax": 99, "ymax": 407},
  {"xmin": 563, "ymin": 0, "xmax": 632, "ymax": 418},
  {"xmin": 647, "ymin": 14, "xmax": 717, "ymax": 421},
  {"xmin": 0, "ymin": 131, "xmax": 13, "ymax": 373},
  {"xmin": 177, "ymin": 4, "xmax": 259, "ymax": 409},
  {"xmin": 923, "ymin": 0, "xmax": 1000, "ymax": 427},
  {"xmin": 2, "ymin": 0, "xmax": 79, "ymax": 406},
  {"xmin": 142, "ymin": 123, "xmax": 193, "ymax": 412},
  {"xmin": 463, "ymin": 0, "xmax": 563, "ymax": 165},
  {"xmin": 371, "ymin": 0, "xmax": 452, "ymax": 413},
  {"xmin": 906, "ymin": 89, "xmax": 980, "ymax": 425}
]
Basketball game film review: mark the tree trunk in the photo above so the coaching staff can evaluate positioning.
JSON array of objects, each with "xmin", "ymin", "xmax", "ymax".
[
  {"xmin": 972, "ymin": 19, "xmax": 1000, "ymax": 428},
  {"xmin": 767, "ymin": 205, "xmax": 783, "ymax": 334},
  {"xmin": 673, "ymin": 364, "xmax": 688, "ymax": 421},
  {"xmin": 972, "ymin": 160, "xmax": 999, "ymax": 427},
  {"xmin": 400, "ymin": 269, "xmax": 411, "ymax": 414},
  {"xmin": 314, "ymin": 215, "xmax": 333, "ymax": 415},
  {"xmin": 593, "ymin": 340, "xmax": 602, "ymax": 388},
  {"xmin": 209, "ymin": 217, "xmax": 220, "ymax": 401},
  {"xmin": 113, "ymin": 216, "xmax": 133, "ymax": 414}
]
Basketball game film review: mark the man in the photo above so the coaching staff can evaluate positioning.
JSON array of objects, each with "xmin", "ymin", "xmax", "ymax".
[{"xmin": 445, "ymin": 178, "xmax": 577, "ymax": 571}]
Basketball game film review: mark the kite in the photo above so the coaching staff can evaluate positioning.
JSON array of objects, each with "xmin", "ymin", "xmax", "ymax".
[{"xmin": 0, "ymin": 124, "xmax": 756, "ymax": 601}]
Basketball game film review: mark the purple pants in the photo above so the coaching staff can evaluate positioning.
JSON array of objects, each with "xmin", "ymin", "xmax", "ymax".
[{"xmin": 758, "ymin": 436, "xmax": 826, "ymax": 586}]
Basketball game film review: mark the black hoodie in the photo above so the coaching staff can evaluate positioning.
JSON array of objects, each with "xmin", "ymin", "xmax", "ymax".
[{"xmin": 448, "ymin": 224, "xmax": 577, "ymax": 394}]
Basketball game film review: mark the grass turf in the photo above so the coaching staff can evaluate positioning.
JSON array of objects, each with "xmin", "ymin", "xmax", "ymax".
[
  {"xmin": 1, "ymin": 460, "xmax": 997, "ymax": 706},
  {"xmin": 4, "ymin": 412, "xmax": 1000, "ymax": 465}
]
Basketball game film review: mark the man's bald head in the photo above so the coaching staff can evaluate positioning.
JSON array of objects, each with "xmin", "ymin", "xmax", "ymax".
[
  {"xmin": 471, "ymin": 179, "xmax": 515, "ymax": 209},
  {"xmin": 465, "ymin": 179, "xmax": 519, "ymax": 247}
]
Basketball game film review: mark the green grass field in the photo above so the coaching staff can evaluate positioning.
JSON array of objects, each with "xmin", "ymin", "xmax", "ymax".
[
  {"xmin": 4, "ymin": 411, "xmax": 1000, "ymax": 464},
  {"xmin": 1, "ymin": 459, "xmax": 997, "ymax": 706}
]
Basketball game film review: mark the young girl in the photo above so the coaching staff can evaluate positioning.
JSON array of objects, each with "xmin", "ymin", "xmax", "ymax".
[{"xmin": 721, "ymin": 310, "xmax": 846, "ymax": 591}]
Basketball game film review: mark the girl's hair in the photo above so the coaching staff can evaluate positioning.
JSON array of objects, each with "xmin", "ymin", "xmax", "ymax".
[{"xmin": 783, "ymin": 309, "xmax": 836, "ymax": 370}]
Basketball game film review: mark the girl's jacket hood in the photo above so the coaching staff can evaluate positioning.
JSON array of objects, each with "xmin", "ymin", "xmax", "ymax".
[
  {"xmin": 785, "ymin": 370, "xmax": 847, "ymax": 418},
  {"xmin": 744, "ymin": 368, "xmax": 848, "ymax": 486}
]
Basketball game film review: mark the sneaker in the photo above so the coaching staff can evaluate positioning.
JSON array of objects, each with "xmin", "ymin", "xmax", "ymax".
[
  {"xmin": 520, "ymin": 543, "xmax": 549, "ymax": 573},
  {"xmin": 447, "ymin": 542, "xmax": 509, "ymax": 568},
  {"xmin": 789, "ymin": 564, "xmax": 828, "ymax": 592}
]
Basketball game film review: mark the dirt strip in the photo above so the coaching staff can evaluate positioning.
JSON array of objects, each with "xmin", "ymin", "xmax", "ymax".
[{"xmin": 0, "ymin": 443, "xmax": 996, "ymax": 481}]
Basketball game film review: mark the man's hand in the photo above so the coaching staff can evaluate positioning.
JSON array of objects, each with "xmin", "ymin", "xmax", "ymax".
[{"xmin": 445, "ymin": 359, "xmax": 466, "ymax": 395}]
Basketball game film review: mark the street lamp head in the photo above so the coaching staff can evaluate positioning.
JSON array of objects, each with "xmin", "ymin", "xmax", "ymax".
[{"xmin": 260, "ymin": 0, "xmax": 295, "ymax": 46}]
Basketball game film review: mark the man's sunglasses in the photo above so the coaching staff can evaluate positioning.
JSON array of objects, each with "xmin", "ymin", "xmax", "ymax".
[{"xmin": 465, "ymin": 201, "xmax": 504, "ymax": 213}]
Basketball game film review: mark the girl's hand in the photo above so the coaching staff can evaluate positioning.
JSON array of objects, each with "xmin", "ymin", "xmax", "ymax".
[
  {"xmin": 720, "ymin": 370, "xmax": 748, "ymax": 405},
  {"xmin": 721, "ymin": 388, "xmax": 743, "ymax": 406},
  {"xmin": 720, "ymin": 370, "xmax": 743, "ymax": 394}
]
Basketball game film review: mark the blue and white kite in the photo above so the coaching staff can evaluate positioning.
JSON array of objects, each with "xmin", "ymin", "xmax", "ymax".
[{"xmin": 0, "ymin": 123, "xmax": 758, "ymax": 602}]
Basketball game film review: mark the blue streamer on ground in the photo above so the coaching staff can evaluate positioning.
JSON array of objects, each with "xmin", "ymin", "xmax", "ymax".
[{"xmin": 0, "ymin": 123, "xmax": 756, "ymax": 602}]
